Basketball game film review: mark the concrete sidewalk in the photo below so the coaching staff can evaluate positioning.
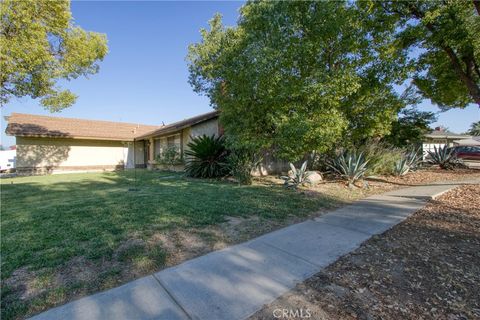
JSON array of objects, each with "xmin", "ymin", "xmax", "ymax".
[{"xmin": 30, "ymin": 179, "xmax": 479, "ymax": 320}]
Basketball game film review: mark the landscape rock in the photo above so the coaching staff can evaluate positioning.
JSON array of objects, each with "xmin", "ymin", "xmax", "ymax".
[{"xmin": 307, "ymin": 171, "xmax": 323, "ymax": 185}]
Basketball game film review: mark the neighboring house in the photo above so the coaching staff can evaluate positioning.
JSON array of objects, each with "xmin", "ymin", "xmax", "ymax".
[
  {"xmin": 5, "ymin": 111, "xmax": 220, "ymax": 174},
  {"xmin": 0, "ymin": 149, "xmax": 16, "ymax": 172},
  {"xmin": 453, "ymin": 136, "xmax": 480, "ymax": 146},
  {"xmin": 422, "ymin": 127, "xmax": 472, "ymax": 159}
]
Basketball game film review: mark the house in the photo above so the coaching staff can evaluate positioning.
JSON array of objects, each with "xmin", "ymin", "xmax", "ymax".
[
  {"xmin": 135, "ymin": 110, "xmax": 220, "ymax": 170},
  {"xmin": 5, "ymin": 111, "xmax": 221, "ymax": 174},
  {"xmin": 452, "ymin": 137, "xmax": 480, "ymax": 146},
  {"xmin": 4, "ymin": 113, "xmax": 161, "ymax": 173},
  {"xmin": 422, "ymin": 127, "xmax": 472, "ymax": 159}
]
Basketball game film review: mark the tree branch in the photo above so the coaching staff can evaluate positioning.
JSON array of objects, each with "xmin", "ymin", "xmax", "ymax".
[
  {"xmin": 473, "ymin": 60, "xmax": 480, "ymax": 79},
  {"xmin": 407, "ymin": 2, "xmax": 480, "ymax": 106}
]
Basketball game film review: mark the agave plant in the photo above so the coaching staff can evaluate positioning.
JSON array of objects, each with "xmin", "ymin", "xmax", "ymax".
[
  {"xmin": 405, "ymin": 147, "xmax": 422, "ymax": 169},
  {"xmin": 427, "ymin": 145, "xmax": 463, "ymax": 170},
  {"xmin": 328, "ymin": 151, "xmax": 369, "ymax": 188},
  {"xmin": 281, "ymin": 161, "xmax": 311, "ymax": 189},
  {"xmin": 394, "ymin": 147, "xmax": 422, "ymax": 176},
  {"xmin": 184, "ymin": 135, "xmax": 229, "ymax": 178},
  {"xmin": 393, "ymin": 157, "xmax": 411, "ymax": 176}
]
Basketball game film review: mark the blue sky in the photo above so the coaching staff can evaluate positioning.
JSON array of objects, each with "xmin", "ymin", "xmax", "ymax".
[{"xmin": 1, "ymin": 1, "xmax": 478, "ymax": 147}]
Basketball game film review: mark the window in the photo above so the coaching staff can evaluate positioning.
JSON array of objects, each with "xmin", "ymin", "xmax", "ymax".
[
  {"xmin": 154, "ymin": 134, "xmax": 181, "ymax": 159},
  {"xmin": 154, "ymin": 139, "xmax": 161, "ymax": 157},
  {"xmin": 167, "ymin": 136, "xmax": 176, "ymax": 147}
]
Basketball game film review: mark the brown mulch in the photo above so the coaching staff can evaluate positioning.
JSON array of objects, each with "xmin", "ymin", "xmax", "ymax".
[
  {"xmin": 369, "ymin": 168, "xmax": 480, "ymax": 186},
  {"xmin": 250, "ymin": 184, "xmax": 480, "ymax": 320}
]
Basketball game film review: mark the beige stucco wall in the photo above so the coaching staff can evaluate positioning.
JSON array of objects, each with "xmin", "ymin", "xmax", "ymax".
[
  {"xmin": 16, "ymin": 137, "xmax": 128, "ymax": 171},
  {"xmin": 182, "ymin": 127, "xmax": 192, "ymax": 153},
  {"xmin": 181, "ymin": 118, "xmax": 219, "ymax": 152},
  {"xmin": 190, "ymin": 118, "xmax": 219, "ymax": 139},
  {"xmin": 148, "ymin": 118, "xmax": 219, "ymax": 157}
]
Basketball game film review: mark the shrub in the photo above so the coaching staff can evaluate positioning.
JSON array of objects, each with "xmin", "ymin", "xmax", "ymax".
[
  {"xmin": 281, "ymin": 161, "xmax": 311, "ymax": 189},
  {"xmin": 227, "ymin": 149, "xmax": 262, "ymax": 185},
  {"xmin": 359, "ymin": 142, "xmax": 402, "ymax": 176},
  {"xmin": 328, "ymin": 151, "xmax": 369, "ymax": 188},
  {"xmin": 155, "ymin": 145, "xmax": 183, "ymax": 169},
  {"xmin": 184, "ymin": 135, "xmax": 229, "ymax": 178},
  {"xmin": 427, "ymin": 145, "xmax": 464, "ymax": 170}
]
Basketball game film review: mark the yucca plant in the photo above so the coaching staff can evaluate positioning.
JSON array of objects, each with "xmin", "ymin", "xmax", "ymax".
[
  {"xmin": 328, "ymin": 151, "xmax": 369, "ymax": 188},
  {"xmin": 184, "ymin": 135, "xmax": 229, "ymax": 178},
  {"xmin": 427, "ymin": 145, "xmax": 463, "ymax": 170},
  {"xmin": 281, "ymin": 161, "xmax": 311, "ymax": 189}
]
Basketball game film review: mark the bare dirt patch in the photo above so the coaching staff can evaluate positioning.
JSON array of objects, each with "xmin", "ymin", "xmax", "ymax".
[
  {"xmin": 250, "ymin": 184, "xmax": 480, "ymax": 320},
  {"xmin": 220, "ymin": 214, "xmax": 319, "ymax": 243}
]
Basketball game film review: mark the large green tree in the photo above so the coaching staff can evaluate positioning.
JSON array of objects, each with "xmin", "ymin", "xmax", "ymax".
[
  {"xmin": 0, "ymin": 0, "xmax": 108, "ymax": 111},
  {"xmin": 384, "ymin": 107, "xmax": 437, "ymax": 147},
  {"xmin": 365, "ymin": 0, "xmax": 480, "ymax": 109},
  {"xmin": 188, "ymin": 1, "xmax": 408, "ymax": 161}
]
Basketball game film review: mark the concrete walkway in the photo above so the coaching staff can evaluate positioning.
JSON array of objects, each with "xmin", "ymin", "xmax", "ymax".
[{"xmin": 30, "ymin": 179, "xmax": 479, "ymax": 320}]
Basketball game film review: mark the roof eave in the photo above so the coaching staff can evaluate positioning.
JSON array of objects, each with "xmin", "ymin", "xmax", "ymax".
[
  {"xmin": 424, "ymin": 134, "xmax": 472, "ymax": 139},
  {"xmin": 135, "ymin": 124, "xmax": 188, "ymax": 140},
  {"xmin": 10, "ymin": 133, "xmax": 135, "ymax": 141},
  {"xmin": 136, "ymin": 111, "xmax": 219, "ymax": 140}
]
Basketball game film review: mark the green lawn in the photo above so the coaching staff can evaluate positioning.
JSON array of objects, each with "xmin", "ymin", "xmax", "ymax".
[{"xmin": 1, "ymin": 170, "xmax": 340, "ymax": 319}]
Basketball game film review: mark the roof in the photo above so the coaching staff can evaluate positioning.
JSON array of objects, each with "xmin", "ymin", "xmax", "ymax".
[
  {"xmin": 424, "ymin": 129, "xmax": 471, "ymax": 139},
  {"xmin": 453, "ymin": 138, "xmax": 480, "ymax": 146},
  {"xmin": 5, "ymin": 113, "xmax": 160, "ymax": 141},
  {"xmin": 136, "ymin": 110, "xmax": 219, "ymax": 139}
]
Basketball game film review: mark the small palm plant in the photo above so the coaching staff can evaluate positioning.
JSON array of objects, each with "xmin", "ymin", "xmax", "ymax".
[
  {"xmin": 427, "ymin": 145, "xmax": 463, "ymax": 170},
  {"xmin": 328, "ymin": 151, "xmax": 369, "ymax": 188},
  {"xmin": 184, "ymin": 135, "xmax": 229, "ymax": 178},
  {"xmin": 281, "ymin": 161, "xmax": 311, "ymax": 189}
]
